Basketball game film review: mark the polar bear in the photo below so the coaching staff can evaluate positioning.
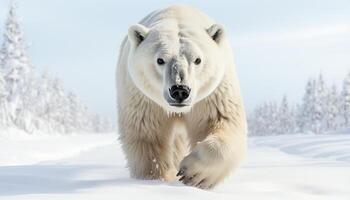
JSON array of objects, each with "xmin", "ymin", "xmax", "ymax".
[{"xmin": 116, "ymin": 5, "xmax": 247, "ymax": 189}]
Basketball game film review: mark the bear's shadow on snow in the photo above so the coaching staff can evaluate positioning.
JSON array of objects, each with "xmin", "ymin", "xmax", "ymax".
[{"xmin": 0, "ymin": 164, "xmax": 165, "ymax": 196}]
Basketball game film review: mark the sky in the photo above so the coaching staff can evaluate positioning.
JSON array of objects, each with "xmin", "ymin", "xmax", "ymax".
[{"xmin": 0, "ymin": 0, "xmax": 349, "ymax": 120}]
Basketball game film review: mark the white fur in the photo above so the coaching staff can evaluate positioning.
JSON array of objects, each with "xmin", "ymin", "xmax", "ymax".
[{"xmin": 116, "ymin": 5, "xmax": 247, "ymax": 189}]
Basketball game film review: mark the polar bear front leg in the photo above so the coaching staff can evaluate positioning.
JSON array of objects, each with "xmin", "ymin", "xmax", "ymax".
[
  {"xmin": 121, "ymin": 136, "xmax": 178, "ymax": 181},
  {"xmin": 118, "ymin": 110, "xmax": 178, "ymax": 182},
  {"xmin": 177, "ymin": 121, "xmax": 246, "ymax": 189}
]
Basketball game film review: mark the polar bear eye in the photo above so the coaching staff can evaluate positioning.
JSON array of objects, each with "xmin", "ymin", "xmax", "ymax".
[
  {"xmin": 157, "ymin": 58, "xmax": 165, "ymax": 65},
  {"xmin": 194, "ymin": 58, "xmax": 201, "ymax": 65}
]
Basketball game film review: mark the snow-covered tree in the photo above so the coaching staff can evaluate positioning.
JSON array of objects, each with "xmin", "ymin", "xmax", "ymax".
[
  {"xmin": 248, "ymin": 101, "xmax": 281, "ymax": 136},
  {"xmin": 0, "ymin": 1, "xmax": 33, "ymax": 120},
  {"xmin": 15, "ymin": 73, "xmax": 38, "ymax": 133},
  {"xmin": 248, "ymin": 106, "xmax": 262, "ymax": 136},
  {"xmin": 78, "ymin": 103, "xmax": 94, "ymax": 132},
  {"xmin": 46, "ymin": 78, "xmax": 68, "ymax": 132},
  {"xmin": 295, "ymin": 75, "xmax": 337, "ymax": 134},
  {"xmin": 298, "ymin": 79, "xmax": 316, "ymax": 133},
  {"xmin": 92, "ymin": 114, "xmax": 103, "ymax": 133},
  {"xmin": 295, "ymin": 104, "xmax": 304, "ymax": 133},
  {"xmin": 0, "ymin": 69, "xmax": 11, "ymax": 128},
  {"xmin": 314, "ymin": 74, "xmax": 327, "ymax": 133},
  {"xmin": 324, "ymin": 84, "xmax": 340, "ymax": 131},
  {"xmin": 92, "ymin": 115, "xmax": 114, "ymax": 133},
  {"xmin": 65, "ymin": 92, "xmax": 84, "ymax": 133},
  {"xmin": 101, "ymin": 117, "xmax": 114, "ymax": 132},
  {"xmin": 341, "ymin": 72, "xmax": 350, "ymax": 127},
  {"xmin": 27, "ymin": 71, "xmax": 55, "ymax": 132},
  {"xmin": 267, "ymin": 102, "xmax": 279, "ymax": 135},
  {"xmin": 277, "ymin": 95, "xmax": 295, "ymax": 135}
]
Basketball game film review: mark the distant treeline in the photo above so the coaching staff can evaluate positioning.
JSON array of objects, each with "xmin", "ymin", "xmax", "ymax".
[{"xmin": 248, "ymin": 72, "xmax": 350, "ymax": 136}]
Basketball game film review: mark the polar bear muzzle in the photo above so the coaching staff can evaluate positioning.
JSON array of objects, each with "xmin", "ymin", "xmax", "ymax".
[{"xmin": 168, "ymin": 85, "xmax": 191, "ymax": 106}]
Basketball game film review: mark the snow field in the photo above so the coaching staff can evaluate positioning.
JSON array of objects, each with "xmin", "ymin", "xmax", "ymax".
[{"xmin": 0, "ymin": 133, "xmax": 349, "ymax": 200}]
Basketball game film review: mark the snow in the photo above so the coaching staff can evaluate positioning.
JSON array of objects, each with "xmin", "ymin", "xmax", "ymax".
[
  {"xmin": 252, "ymin": 134, "xmax": 350, "ymax": 162},
  {"xmin": 0, "ymin": 131, "xmax": 115, "ymax": 166},
  {"xmin": 0, "ymin": 133, "xmax": 349, "ymax": 200}
]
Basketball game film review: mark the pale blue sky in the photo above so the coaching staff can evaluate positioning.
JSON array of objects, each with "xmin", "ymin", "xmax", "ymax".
[{"xmin": 0, "ymin": 0, "xmax": 349, "ymax": 120}]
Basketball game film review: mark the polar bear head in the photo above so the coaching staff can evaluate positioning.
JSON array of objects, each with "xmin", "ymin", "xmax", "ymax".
[{"xmin": 127, "ymin": 21, "xmax": 228, "ymax": 113}]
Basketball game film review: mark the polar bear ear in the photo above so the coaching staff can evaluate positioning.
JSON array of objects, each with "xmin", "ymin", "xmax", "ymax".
[
  {"xmin": 128, "ymin": 24, "xmax": 150, "ymax": 46},
  {"xmin": 207, "ymin": 24, "xmax": 225, "ymax": 44}
]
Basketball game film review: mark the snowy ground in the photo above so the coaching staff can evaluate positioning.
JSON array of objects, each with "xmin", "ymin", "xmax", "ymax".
[{"xmin": 0, "ymin": 133, "xmax": 349, "ymax": 200}]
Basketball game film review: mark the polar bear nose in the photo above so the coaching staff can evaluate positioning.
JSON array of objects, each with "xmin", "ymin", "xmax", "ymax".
[{"xmin": 169, "ymin": 85, "xmax": 191, "ymax": 102}]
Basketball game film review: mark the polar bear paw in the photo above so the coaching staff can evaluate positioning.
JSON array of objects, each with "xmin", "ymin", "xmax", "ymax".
[{"xmin": 177, "ymin": 148, "xmax": 230, "ymax": 189}]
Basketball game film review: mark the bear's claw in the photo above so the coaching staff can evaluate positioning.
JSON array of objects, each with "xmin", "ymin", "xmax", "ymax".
[
  {"xmin": 177, "ymin": 168, "xmax": 208, "ymax": 188},
  {"xmin": 176, "ymin": 169, "xmax": 185, "ymax": 176}
]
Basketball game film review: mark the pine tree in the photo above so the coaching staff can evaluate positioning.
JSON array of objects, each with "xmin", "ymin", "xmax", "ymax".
[
  {"xmin": 248, "ymin": 104, "xmax": 265, "ymax": 136},
  {"xmin": 341, "ymin": 72, "xmax": 350, "ymax": 127},
  {"xmin": 325, "ymin": 84, "xmax": 340, "ymax": 131},
  {"xmin": 15, "ymin": 73, "xmax": 38, "ymax": 133},
  {"xmin": 92, "ymin": 114, "xmax": 103, "ymax": 133},
  {"xmin": 314, "ymin": 74, "xmax": 327, "ymax": 133},
  {"xmin": 77, "ymin": 103, "xmax": 92, "ymax": 132},
  {"xmin": 298, "ymin": 79, "xmax": 316, "ymax": 133},
  {"xmin": 295, "ymin": 104, "xmax": 304, "ymax": 133},
  {"xmin": 32, "ymin": 72, "xmax": 53, "ymax": 131},
  {"xmin": 278, "ymin": 95, "xmax": 295, "ymax": 134},
  {"xmin": 259, "ymin": 103, "xmax": 270, "ymax": 136},
  {"xmin": 0, "ymin": 69, "xmax": 11, "ymax": 128},
  {"xmin": 66, "ymin": 92, "xmax": 82, "ymax": 133},
  {"xmin": 47, "ymin": 77, "xmax": 68, "ymax": 133},
  {"xmin": 267, "ymin": 101, "xmax": 279, "ymax": 135},
  {"xmin": 93, "ymin": 116, "xmax": 114, "ymax": 133},
  {"xmin": 249, "ymin": 101, "xmax": 282, "ymax": 136},
  {"xmin": 289, "ymin": 105, "xmax": 296, "ymax": 133},
  {"xmin": 102, "ymin": 117, "xmax": 114, "ymax": 132},
  {"xmin": 0, "ymin": 1, "xmax": 33, "ymax": 121}
]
